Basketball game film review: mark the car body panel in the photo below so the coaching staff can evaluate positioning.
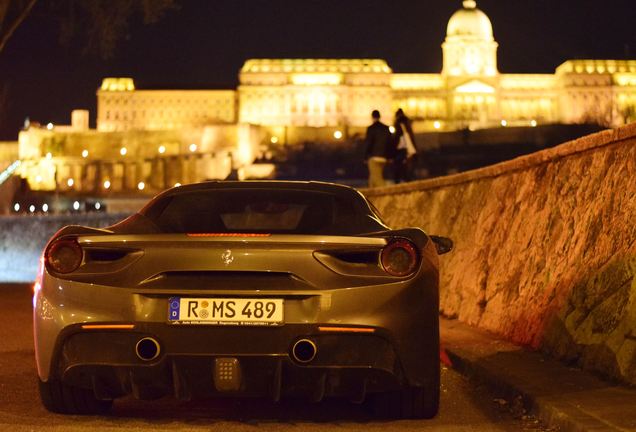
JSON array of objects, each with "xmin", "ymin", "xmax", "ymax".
[{"xmin": 33, "ymin": 181, "xmax": 441, "ymax": 408}]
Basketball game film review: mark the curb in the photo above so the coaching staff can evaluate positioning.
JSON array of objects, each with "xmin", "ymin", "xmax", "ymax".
[{"xmin": 444, "ymin": 347, "xmax": 627, "ymax": 432}]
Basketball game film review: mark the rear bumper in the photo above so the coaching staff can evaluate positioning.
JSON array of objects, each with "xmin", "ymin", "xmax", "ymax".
[
  {"xmin": 34, "ymin": 245, "xmax": 440, "ymax": 396},
  {"xmin": 57, "ymin": 324, "xmax": 407, "ymax": 401}
]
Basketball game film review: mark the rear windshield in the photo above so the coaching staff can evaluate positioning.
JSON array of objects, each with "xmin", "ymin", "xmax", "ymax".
[{"xmin": 141, "ymin": 188, "xmax": 385, "ymax": 235}]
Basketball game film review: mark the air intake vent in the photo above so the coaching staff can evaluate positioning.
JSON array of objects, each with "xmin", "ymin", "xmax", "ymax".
[
  {"xmin": 330, "ymin": 250, "xmax": 379, "ymax": 265},
  {"xmin": 85, "ymin": 249, "xmax": 129, "ymax": 262}
]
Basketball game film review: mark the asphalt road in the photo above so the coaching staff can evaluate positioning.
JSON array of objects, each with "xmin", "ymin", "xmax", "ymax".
[{"xmin": 0, "ymin": 284, "xmax": 550, "ymax": 431}]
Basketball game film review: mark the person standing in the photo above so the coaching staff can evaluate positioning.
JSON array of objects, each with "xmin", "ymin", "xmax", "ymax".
[
  {"xmin": 393, "ymin": 108, "xmax": 418, "ymax": 183},
  {"xmin": 364, "ymin": 110, "xmax": 393, "ymax": 187}
]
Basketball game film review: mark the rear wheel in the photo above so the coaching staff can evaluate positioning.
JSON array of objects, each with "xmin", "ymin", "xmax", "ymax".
[
  {"xmin": 38, "ymin": 379, "xmax": 113, "ymax": 415},
  {"xmin": 371, "ymin": 306, "xmax": 441, "ymax": 419},
  {"xmin": 371, "ymin": 379, "xmax": 440, "ymax": 419}
]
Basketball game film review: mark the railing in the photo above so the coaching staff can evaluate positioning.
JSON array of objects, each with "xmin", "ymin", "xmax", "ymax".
[{"xmin": 0, "ymin": 160, "xmax": 21, "ymax": 186}]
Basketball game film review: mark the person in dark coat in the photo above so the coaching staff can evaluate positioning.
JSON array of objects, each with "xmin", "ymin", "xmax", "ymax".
[
  {"xmin": 393, "ymin": 108, "xmax": 418, "ymax": 183},
  {"xmin": 364, "ymin": 110, "xmax": 393, "ymax": 187}
]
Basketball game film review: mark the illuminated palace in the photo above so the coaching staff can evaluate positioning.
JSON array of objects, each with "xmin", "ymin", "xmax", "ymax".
[
  {"xmin": 12, "ymin": 0, "xmax": 636, "ymax": 196},
  {"xmin": 98, "ymin": 0, "xmax": 636, "ymax": 134}
]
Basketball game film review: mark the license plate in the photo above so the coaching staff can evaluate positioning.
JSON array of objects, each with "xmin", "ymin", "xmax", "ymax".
[{"xmin": 168, "ymin": 297, "xmax": 284, "ymax": 326}]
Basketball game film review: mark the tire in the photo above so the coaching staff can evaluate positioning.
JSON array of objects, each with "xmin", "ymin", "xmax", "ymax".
[
  {"xmin": 370, "ymin": 362, "xmax": 440, "ymax": 419},
  {"xmin": 371, "ymin": 382, "xmax": 439, "ymax": 419},
  {"xmin": 38, "ymin": 378, "xmax": 113, "ymax": 415},
  {"xmin": 370, "ymin": 307, "xmax": 441, "ymax": 419}
]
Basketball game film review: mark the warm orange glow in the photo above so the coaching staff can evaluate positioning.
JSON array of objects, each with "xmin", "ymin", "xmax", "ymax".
[
  {"xmin": 291, "ymin": 73, "xmax": 342, "ymax": 86},
  {"xmin": 100, "ymin": 77, "xmax": 135, "ymax": 91},
  {"xmin": 81, "ymin": 324, "xmax": 135, "ymax": 330},
  {"xmin": 318, "ymin": 326, "xmax": 376, "ymax": 333},
  {"xmin": 455, "ymin": 80, "xmax": 495, "ymax": 94},
  {"xmin": 187, "ymin": 233, "xmax": 272, "ymax": 237}
]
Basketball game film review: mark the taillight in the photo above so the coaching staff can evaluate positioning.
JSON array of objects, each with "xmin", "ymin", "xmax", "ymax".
[
  {"xmin": 45, "ymin": 238, "xmax": 83, "ymax": 274},
  {"xmin": 380, "ymin": 238, "xmax": 418, "ymax": 277}
]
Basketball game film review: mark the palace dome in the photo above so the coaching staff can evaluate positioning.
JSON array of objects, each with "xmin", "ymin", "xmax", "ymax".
[{"xmin": 446, "ymin": 0, "xmax": 494, "ymax": 41}]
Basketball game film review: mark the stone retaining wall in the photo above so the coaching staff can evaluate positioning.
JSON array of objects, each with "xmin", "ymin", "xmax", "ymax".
[{"xmin": 364, "ymin": 123, "xmax": 636, "ymax": 385}]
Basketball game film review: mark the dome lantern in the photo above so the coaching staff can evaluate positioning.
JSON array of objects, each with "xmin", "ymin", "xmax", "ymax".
[
  {"xmin": 442, "ymin": 1, "xmax": 499, "ymax": 76},
  {"xmin": 446, "ymin": 1, "xmax": 494, "ymax": 41}
]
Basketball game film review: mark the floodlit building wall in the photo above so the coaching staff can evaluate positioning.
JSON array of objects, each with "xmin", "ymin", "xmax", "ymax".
[
  {"xmin": 16, "ymin": 1, "xmax": 636, "ymax": 194},
  {"xmin": 16, "ymin": 124, "xmax": 262, "ymax": 193},
  {"xmin": 97, "ymin": 80, "xmax": 236, "ymax": 132},
  {"xmin": 91, "ymin": 4, "xmax": 636, "ymax": 134},
  {"xmin": 237, "ymin": 59, "xmax": 393, "ymax": 128}
]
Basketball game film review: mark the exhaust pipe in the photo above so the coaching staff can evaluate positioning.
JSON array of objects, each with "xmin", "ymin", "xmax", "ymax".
[
  {"xmin": 291, "ymin": 339, "xmax": 317, "ymax": 363},
  {"xmin": 135, "ymin": 337, "xmax": 161, "ymax": 361}
]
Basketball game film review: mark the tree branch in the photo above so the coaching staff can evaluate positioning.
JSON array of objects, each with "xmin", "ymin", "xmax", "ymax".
[{"xmin": 0, "ymin": 0, "xmax": 37, "ymax": 54}]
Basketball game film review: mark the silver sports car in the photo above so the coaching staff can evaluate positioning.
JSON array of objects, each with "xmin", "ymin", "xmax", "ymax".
[{"xmin": 33, "ymin": 181, "xmax": 451, "ymax": 418}]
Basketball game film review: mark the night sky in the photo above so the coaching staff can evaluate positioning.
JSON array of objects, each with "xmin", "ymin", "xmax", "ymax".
[{"xmin": 1, "ymin": 0, "xmax": 635, "ymax": 139}]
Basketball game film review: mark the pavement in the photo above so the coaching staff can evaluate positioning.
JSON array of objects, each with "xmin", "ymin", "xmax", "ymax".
[
  {"xmin": 441, "ymin": 318, "xmax": 636, "ymax": 432},
  {"xmin": 2, "ymin": 281, "xmax": 634, "ymax": 430},
  {"xmin": 1, "ymin": 283, "xmax": 550, "ymax": 431}
]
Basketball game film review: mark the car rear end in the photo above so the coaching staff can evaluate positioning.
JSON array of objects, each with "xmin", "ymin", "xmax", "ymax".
[{"xmin": 34, "ymin": 182, "xmax": 441, "ymax": 418}]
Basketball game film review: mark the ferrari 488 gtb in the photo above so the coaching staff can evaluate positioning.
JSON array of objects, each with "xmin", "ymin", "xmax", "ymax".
[{"xmin": 34, "ymin": 181, "xmax": 451, "ymax": 418}]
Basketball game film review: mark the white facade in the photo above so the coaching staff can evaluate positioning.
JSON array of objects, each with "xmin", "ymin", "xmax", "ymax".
[{"xmin": 95, "ymin": 1, "xmax": 636, "ymax": 133}]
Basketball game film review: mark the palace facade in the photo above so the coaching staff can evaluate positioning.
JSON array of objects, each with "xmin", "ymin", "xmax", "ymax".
[
  {"xmin": 97, "ymin": 0, "xmax": 636, "ymax": 134},
  {"xmin": 10, "ymin": 0, "xmax": 636, "ymax": 197}
]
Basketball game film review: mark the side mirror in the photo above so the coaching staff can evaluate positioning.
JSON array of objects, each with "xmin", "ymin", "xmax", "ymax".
[{"xmin": 430, "ymin": 235, "xmax": 453, "ymax": 255}]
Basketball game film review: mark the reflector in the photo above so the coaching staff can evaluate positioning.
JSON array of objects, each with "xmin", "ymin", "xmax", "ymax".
[
  {"xmin": 187, "ymin": 233, "xmax": 271, "ymax": 237},
  {"xmin": 81, "ymin": 324, "xmax": 135, "ymax": 330},
  {"xmin": 318, "ymin": 326, "xmax": 375, "ymax": 333}
]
